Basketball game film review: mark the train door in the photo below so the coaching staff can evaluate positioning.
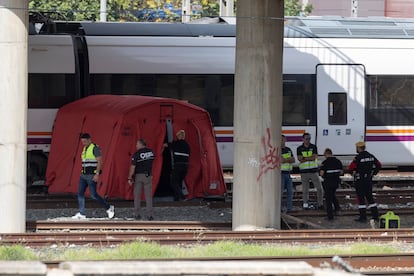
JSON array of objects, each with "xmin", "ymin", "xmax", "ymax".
[{"xmin": 316, "ymin": 64, "xmax": 366, "ymax": 156}]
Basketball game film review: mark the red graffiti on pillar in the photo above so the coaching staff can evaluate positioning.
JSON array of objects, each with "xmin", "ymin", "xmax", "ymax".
[{"xmin": 257, "ymin": 128, "xmax": 281, "ymax": 181}]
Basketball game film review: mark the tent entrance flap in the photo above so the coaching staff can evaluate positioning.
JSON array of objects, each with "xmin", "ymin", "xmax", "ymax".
[
  {"xmin": 154, "ymin": 142, "xmax": 174, "ymax": 197},
  {"xmin": 166, "ymin": 118, "xmax": 173, "ymax": 143},
  {"xmin": 154, "ymin": 120, "xmax": 174, "ymax": 198}
]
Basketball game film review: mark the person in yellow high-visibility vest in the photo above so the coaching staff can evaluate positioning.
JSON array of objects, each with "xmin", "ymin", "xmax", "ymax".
[
  {"xmin": 296, "ymin": 132, "xmax": 324, "ymax": 210},
  {"xmin": 280, "ymin": 135, "xmax": 295, "ymax": 212},
  {"xmin": 72, "ymin": 133, "xmax": 115, "ymax": 219}
]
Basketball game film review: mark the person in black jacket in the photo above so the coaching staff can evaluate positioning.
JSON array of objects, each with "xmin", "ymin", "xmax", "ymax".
[
  {"xmin": 320, "ymin": 148, "xmax": 343, "ymax": 221},
  {"xmin": 348, "ymin": 141, "xmax": 382, "ymax": 223},
  {"xmin": 128, "ymin": 139, "xmax": 155, "ymax": 220},
  {"xmin": 164, "ymin": 130, "xmax": 190, "ymax": 201}
]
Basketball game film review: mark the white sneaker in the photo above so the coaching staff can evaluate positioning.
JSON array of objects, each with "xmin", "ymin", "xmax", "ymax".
[
  {"xmin": 107, "ymin": 205, "xmax": 115, "ymax": 219},
  {"xmin": 72, "ymin": 212, "xmax": 86, "ymax": 219}
]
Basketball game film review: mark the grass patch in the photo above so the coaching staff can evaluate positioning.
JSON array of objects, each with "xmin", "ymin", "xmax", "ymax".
[
  {"xmin": 19, "ymin": 240, "xmax": 402, "ymax": 261},
  {"xmin": 181, "ymin": 241, "xmax": 400, "ymax": 257},
  {"xmin": 0, "ymin": 245, "xmax": 37, "ymax": 260}
]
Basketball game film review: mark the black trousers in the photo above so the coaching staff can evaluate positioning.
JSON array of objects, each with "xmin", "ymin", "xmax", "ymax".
[
  {"xmin": 170, "ymin": 163, "xmax": 188, "ymax": 200},
  {"xmin": 355, "ymin": 178, "xmax": 379, "ymax": 220},
  {"xmin": 323, "ymin": 181, "xmax": 340, "ymax": 219},
  {"xmin": 355, "ymin": 179, "xmax": 376, "ymax": 207}
]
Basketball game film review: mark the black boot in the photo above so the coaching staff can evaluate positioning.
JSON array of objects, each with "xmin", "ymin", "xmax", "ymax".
[
  {"xmin": 370, "ymin": 206, "xmax": 379, "ymax": 221},
  {"xmin": 355, "ymin": 208, "xmax": 367, "ymax": 222}
]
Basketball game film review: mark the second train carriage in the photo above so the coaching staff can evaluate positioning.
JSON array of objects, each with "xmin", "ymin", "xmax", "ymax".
[{"xmin": 27, "ymin": 16, "xmax": 414, "ymax": 184}]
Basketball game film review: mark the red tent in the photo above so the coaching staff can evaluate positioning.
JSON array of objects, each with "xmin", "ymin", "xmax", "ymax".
[{"xmin": 45, "ymin": 95, "xmax": 226, "ymax": 200}]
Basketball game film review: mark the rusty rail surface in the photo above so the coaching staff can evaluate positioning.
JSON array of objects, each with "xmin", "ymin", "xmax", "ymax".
[
  {"xmin": 41, "ymin": 254, "xmax": 414, "ymax": 272},
  {"xmin": 26, "ymin": 220, "xmax": 232, "ymax": 231},
  {"xmin": 26, "ymin": 187, "xmax": 414, "ymax": 209},
  {"xmin": 2, "ymin": 228, "xmax": 414, "ymax": 247}
]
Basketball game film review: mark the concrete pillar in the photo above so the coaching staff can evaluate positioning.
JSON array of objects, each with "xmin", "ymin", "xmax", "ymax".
[
  {"xmin": 0, "ymin": 0, "xmax": 28, "ymax": 233},
  {"xmin": 100, "ymin": 0, "xmax": 107, "ymax": 22},
  {"xmin": 351, "ymin": 0, "xmax": 358, "ymax": 17},
  {"xmin": 232, "ymin": 0, "xmax": 284, "ymax": 230},
  {"xmin": 182, "ymin": 0, "xmax": 191, "ymax": 23},
  {"xmin": 220, "ymin": 0, "xmax": 234, "ymax": 17}
]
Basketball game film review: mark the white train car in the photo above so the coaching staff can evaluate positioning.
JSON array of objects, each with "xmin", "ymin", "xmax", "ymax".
[{"xmin": 27, "ymin": 16, "xmax": 414, "ymax": 184}]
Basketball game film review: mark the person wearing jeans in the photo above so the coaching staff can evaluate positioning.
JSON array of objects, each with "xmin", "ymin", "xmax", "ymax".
[
  {"xmin": 280, "ymin": 135, "xmax": 295, "ymax": 212},
  {"xmin": 76, "ymin": 174, "xmax": 113, "ymax": 217},
  {"xmin": 72, "ymin": 133, "xmax": 114, "ymax": 219}
]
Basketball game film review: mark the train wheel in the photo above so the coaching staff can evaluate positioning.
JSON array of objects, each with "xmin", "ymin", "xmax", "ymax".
[{"xmin": 27, "ymin": 151, "xmax": 48, "ymax": 194}]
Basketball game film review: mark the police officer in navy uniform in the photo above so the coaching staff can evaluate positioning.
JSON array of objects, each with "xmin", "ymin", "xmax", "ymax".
[
  {"xmin": 320, "ymin": 148, "xmax": 343, "ymax": 221},
  {"xmin": 164, "ymin": 130, "xmax": 190, "ymax": 201},
  {"xmin": 128, "ymin": 139, "xmax": 155, "ymax": 220},
  {"xmin": 348, "ymin": 141, "xmax": 382, "ymax": 223}
]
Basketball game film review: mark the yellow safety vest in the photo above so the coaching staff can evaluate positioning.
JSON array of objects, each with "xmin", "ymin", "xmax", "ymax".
[
  {"xmin": 299, "ymin": 149, "xmax": 318, "ymax": 171},
  {"xmin": 81, "ymin": 144, "xmax": 98, "ymax": 174},
  {"xmin": 281, "ymin": 152, "xmax": 293, "ymax": 171}
]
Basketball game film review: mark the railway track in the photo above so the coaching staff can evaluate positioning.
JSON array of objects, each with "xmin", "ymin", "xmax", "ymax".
[
  {"xmin": 3, "ymin": 227, "xmax": 414, "ymax": 246},
  {"xmin": 25, "ymin": 207, "xmax": 414, "ymax": 225},
  {"xmin": 40, "ymin": 254, "xmax": 414, "ymax": 271},
  {"xmin": 26, "ymin": 188, "xmax": 414, "ymax": 209},
  {"xmin": 26, "ymin": 220, "xmax": 232, "ymax": 231},
  {"xmin": 6, "ymin": 220, "xmax": 414, "ymax": 274},
  {"xmin": 291, "ymin": 207, "xmax": 414, "ymax": 218}
]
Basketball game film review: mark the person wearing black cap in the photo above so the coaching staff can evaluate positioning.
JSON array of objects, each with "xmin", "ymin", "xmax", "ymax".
[
  {"xmin": 72, "ymin": 133, "xmax": 115, "ymax": 219},
  {"xmin": 348, "ymin": 141, "xmax": 382, "ymax": 223}
]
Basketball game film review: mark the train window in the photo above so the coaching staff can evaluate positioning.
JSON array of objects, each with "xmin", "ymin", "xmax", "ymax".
[
  {"xmin": 28, "ymin": 74, "xmax": 76, "ymax": 108},
  {"xmin": 92, "ymin": 74, "xmax": 156, "ymax": 96},
  {"xmin": 328, "ymin": 93, "xmax": 347, "ymax": 125},
  {"xmin": 91, "ymin": 74, "xmax": 234, "ymax": 126},
  {"xmin": 92, "ymin": 73, "xmax": 318, "ymax": 127},
  {"xmin": 283, "ymin": 74, "xmax": 316, "ymax": 126},
  {"xmin": 367, "ymin": 75, "xmax": 414, "ymax": 125},
  {"xmin": 154, "ymin": 75, "xmax": 234, "ymax": 126}
]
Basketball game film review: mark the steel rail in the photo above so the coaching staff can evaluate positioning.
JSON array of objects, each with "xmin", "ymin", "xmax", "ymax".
[
  {"xmin": 26, "ymin": 188, "xmax": 414, "ymax": 209},
  {"xmin": 26, "ymin": 220, "xmax": 232, "ymax": 231},
  {"xmin": 40, "ymin": 254, "xmax": 414, "ymax": 271},
  {"xmin": 25, "ymin": 207, "xmax": 414, "ymax": 228},
  {"xmin": 26, "ymin": 188, "xmax": 414, "ymax": 200},
  {"xmin": 2, "ymin": 228, "xmax": 414, "ymax": 246},
  {"xmin": 291, "ymin": 208, "xmax": 414, "ymax": 217},
  {"xmin": 25, "ymin": 221, "xmax": 414, "ymax": 235}
]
